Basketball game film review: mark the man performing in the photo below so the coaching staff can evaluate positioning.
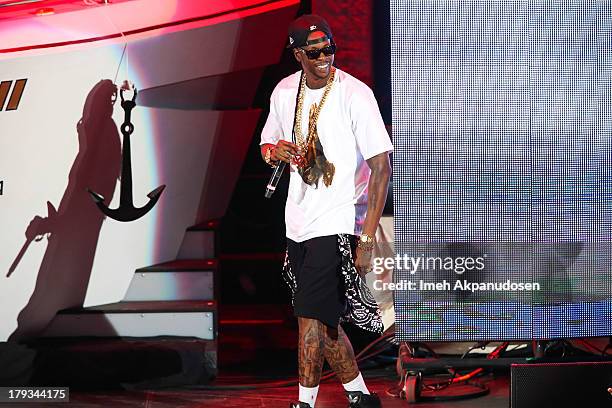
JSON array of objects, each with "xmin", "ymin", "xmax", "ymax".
[{"xmin": 260, "ymin": 15, "xmax": 393, "ymax": 408}]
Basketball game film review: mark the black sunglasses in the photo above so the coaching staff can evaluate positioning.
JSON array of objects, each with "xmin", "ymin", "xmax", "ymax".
[{"xmin": 300, "ymin": 44, "xmax": 336, "ymax": 60}]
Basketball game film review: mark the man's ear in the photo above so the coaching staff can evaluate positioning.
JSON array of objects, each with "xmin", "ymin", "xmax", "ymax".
[{"xmin": 293, "ymin": 48, "xmax": 302, "ymax": 63}]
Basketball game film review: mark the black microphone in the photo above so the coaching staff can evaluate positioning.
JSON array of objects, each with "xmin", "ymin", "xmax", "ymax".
[{"xmin": 265, "ymin": 161, "xmax": 287, "ymax": 198}]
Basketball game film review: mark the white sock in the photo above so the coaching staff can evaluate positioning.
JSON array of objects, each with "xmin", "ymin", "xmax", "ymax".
[
  {"xmin": 342, "ymin": 372, "xmax": 370, "ymax": 395},
  {"xmin": 299, "ymin": 384, "xmax": 319, "ymax": 407}
]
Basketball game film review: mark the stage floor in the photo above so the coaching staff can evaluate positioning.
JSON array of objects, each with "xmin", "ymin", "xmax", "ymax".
[
  {"xmin": 11, "ymin": 374, "xmax": 509, "ymax": 407},
  {"xmin": 6, "ymin": 305, "xmax": 512, "ymax": 407}
]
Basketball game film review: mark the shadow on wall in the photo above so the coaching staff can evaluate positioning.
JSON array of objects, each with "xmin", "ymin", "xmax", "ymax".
[{"xmin": 8, "ymin": 79, "xmax": 121, "ymax": 342}]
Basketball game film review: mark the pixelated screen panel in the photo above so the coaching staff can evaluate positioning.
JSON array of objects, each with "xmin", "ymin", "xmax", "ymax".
[{"xmin": 391, "ymin": 0, "xmax": 612, "ymax": 341}]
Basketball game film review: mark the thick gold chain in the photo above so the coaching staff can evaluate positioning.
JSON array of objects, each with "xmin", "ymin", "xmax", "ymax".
[{"xmin": 294, "ymin": 67, "xmax": 336, "ymax": 152}]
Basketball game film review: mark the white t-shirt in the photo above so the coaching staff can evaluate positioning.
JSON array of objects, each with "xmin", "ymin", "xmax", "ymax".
[{"xmin": 260, "ymin": 68, "xmax": 393, "ymax": 242}]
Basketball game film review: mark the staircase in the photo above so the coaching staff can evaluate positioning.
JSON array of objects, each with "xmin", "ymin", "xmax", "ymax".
[{"xmin": 37, "ymin": 222, "xmax": 221, "ymax": 387}]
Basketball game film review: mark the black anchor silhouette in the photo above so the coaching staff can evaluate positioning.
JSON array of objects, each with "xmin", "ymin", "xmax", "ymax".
[{"xmin": 88, "ymin": 88, "xmax": 165, "ymax": 222}]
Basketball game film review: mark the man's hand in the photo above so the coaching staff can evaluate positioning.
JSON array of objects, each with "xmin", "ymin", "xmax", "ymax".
[
  {"xmin": 25, "ymin": 216, "xmax": 46, "ymax": 241},
  {"xmin": 262, "ymin": 140, "xmax": 301, "ymax": 164},
  {"xmin": 355, "ymin": 246, "xmax": 373, "ymax": 278}
]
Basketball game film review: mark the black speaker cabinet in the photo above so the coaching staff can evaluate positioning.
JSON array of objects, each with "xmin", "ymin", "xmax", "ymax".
[{"xmin": 511, "ymin": 361, "xmax": 612, "ymax": 408}]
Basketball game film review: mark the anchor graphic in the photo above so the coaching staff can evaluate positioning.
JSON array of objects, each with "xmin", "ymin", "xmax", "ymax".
[{"xmin": 88, "ymin": 87, "xmax": 165, "ymax": 222}]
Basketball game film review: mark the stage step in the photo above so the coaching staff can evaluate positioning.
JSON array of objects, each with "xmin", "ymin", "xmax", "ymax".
[
  {"xmin": 42, "ymin": 300, "xmax": 217, "ymax": 340},
  {"xmin": 176, "ymin": 220, "xmax": 219, "ymax": 260},
  {"xmin": 125, "ymin": 259, "xmax": 217, "ymax": 301}
]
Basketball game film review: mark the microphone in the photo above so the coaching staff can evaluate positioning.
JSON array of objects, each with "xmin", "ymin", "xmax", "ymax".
[{"xmin": 265, "ymin": 161, "xmax": 287, "ymax": 198}]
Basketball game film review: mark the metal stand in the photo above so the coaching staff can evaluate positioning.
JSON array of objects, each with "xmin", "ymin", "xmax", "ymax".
[{"xmin": 390, "ymin": 342, "xmax": 493, "ymax": 403}]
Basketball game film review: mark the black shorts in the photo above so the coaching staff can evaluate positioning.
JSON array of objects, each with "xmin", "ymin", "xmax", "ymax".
[{"xmin": 286, "ymin": 235, "xmax": 356, "ymax": 329}]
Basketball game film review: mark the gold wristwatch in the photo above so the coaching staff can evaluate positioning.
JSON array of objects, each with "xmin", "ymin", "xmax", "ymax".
[{"xmin": 358, "ymin": 234, "xmax": 375, "ymax": 251}]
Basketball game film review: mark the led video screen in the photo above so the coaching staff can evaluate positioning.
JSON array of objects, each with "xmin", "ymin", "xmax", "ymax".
[{"xmin": 391, "ymin": 0, "xmax": 612, "ymax": 340}]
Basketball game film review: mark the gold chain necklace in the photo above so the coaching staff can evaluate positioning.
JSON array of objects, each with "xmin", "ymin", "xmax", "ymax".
[{"xmin": 294, "ymin": 67, "xmax": 336, "ymax": 153}]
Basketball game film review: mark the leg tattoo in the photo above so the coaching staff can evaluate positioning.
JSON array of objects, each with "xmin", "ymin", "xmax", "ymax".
[
  {"xmin": 323, "ymin": 325, "xmax": 360, "ymax": 383},
  {"xmin": 298, "ymin": 317, "xmax": 325, "ymax": 387}
]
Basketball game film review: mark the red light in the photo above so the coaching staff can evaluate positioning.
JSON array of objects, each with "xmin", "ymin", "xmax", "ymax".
[
  {"xmin": 34, "ymin": 7, "xmax": 53, "ymax": 16},
  {"xmin": 206, "ymin": 219, "xmax": 219, "ymax": 229}
]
